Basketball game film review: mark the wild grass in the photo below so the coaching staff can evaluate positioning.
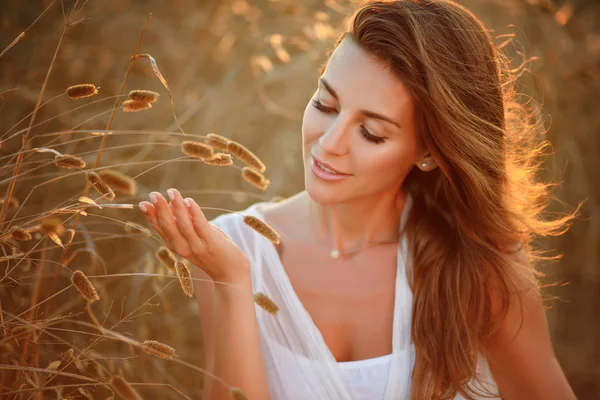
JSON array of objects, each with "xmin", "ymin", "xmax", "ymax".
[{"xmin": 0, "ymin": 0, "xmax": 597, "ymax": 398}]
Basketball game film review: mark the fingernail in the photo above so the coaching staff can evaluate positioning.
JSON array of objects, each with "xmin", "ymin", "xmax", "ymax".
[
  {"xmin": 183, "ymin": 198, "xmax": 191, "ymax": 208},
  {"xmin": 149, "ymin": 192, "xmax": 158, "ymax": 204},
  {"xmin": 167, "ymin": 189, "xmax": 175, "ymax": 201},
  {"xmin": 138, "ymin": 202, "xmax": 147, "ymax": 213}
]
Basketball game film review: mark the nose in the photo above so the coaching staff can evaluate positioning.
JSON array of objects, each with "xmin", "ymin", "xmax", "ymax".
[{"xmin": 318, "ymin": 114, "xmax": 350, "ymax": 155}]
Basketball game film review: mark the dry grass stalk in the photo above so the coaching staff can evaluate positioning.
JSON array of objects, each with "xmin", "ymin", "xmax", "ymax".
[
  {"xmin": 202, "ymin": 153, "xmax": 234, "ymax": 166},
  {"xmin": 242, "ymin": 167, "xmax": 270, "ymax": 191},
  {"xmin": 110, "ymin": 376, "xmax": 142, "ymax": 400},
  {"xmin": 54, "ymin": 154, "xmax": 86, "ymax": 169},
  {"xmin": 10, "ymin": 227, "xmax": 32, "ymax": 241},
  {"xmin": 226, "ymin": 141, "xmax": 266, "ymax": 172},
  {"xmin": 181, "ymin": 140, "xmax": 215, "ymax": 160},
  {"xmin": 78, "ymin": 387, "xmax": 93, "ymax": 399},
  {"xmin": 205, "ymin": 133, "xmax": 230, "ymax": 150},
  {"xmin": 71, "ymin": 270, "xmax": 100, "ymax": 303},
  {"xmin": 243, "ymin": 215, "xmax": 280, "ymax": 244},
  {"xmin": 141, "ymin": 340, "xmax": 176, "ymax": 360},
  {"xmin": 37, "ymin": 216, "xmax": 65, "ymax": 235},
  {"xmin": 122, "ymin": 99, "xmax": 152, "ymax": 112},
  {"xmin": 270, "ymin": 195, "xmax": 286, "ymax": 202},
  {"xmin": 0, "ymin": 196, "xmax": 20, "ymax": 208},
  {"xmin": 230, "ymin": 387, "xmax": 249, "ymax": 400},
  {"xmin": 98, "ymin": 169, "xmax": 137, "ymax": 195},
  {"xmin": 253, "ymin": 292, "xmax": 279, "ymax": 316},
  {"xmin": 175, "ymin": 260, "xmax": 194, "ymax": 297},
  {"xmin": 66, "ymin": 83, "xmax": 99, "ymax": 99},
  {"xmin": 124, "ymin": 222, "xmax": 151, "ymax": 237},
  {"xmin": 155, "ymin": 246, "xmax": 176, "ymax": 270},
  {"xmin": 86, "ymin": 172, "xmax": 116, "ymax": 201},
  {"xmin": 128, "ymin": 89, "xmax": 160, "ymax": 103}
]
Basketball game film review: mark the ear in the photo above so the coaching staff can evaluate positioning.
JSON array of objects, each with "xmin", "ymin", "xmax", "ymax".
[{"xmin": 416, "ymin": 154, "xmax": 438, "ymax": 172}]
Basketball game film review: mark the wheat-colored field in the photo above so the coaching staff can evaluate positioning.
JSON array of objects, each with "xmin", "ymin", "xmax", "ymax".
[{"xmin": 0, "ymin": 0, "xmax": 597, "ymax": 399}]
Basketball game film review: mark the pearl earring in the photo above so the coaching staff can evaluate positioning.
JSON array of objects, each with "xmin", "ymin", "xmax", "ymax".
[{"xmin": 421, "ymin": 162, "xmax": 427, "ymax": 168}]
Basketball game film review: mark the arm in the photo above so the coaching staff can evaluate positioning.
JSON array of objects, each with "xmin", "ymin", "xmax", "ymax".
[
  {"xmin": 140, "ymin": 189, "xmax": 272, "ymax": 400},
  {"xmin": 485, "ymin": 273, "xmax": 576, "ymax": 400},
  {"xmin": 195, "ymin": 267, "xmax": 272, "ymax": 400}
]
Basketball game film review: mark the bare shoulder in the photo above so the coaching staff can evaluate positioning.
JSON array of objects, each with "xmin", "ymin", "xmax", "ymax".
[{"xmin": 258, "ymin": 192, "xmax": 310, "ymax": 237}]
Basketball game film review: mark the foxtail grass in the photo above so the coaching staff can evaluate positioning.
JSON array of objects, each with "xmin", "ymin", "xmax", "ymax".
[
  {"xmin": 175, "ymin": 261, "xmax": 194, "ymax": 297},
  {"xmin": 253, "ymin": 292, "xmax": 279, "ymax": 316},
  {"xmin": 243, "ymin": 215, "xmax": 280, "ymax": 244},
  {"xmin": 71, "ymin": 270, "xmax": 100, "ymax": 303},
  {"xmin": 66, "ymin": 83, "xmax": 99, "ymax": 99},
  {"xmin": 227, "ymin": 141, "xmax": 266, "ymax": 172},
  {"xmin": 141, "ymin": 340, "xmax": 176, "ymax": 360}
]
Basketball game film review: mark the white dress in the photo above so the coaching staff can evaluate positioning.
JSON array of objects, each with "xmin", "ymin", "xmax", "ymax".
[{"xmin": 209, "ymin": 195, "xmax": 499, "ymax": 399}]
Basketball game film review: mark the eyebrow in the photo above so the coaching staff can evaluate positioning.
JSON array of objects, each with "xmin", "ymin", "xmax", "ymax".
[{"xmin": 319, "ymin": 77, "xmax": 402, "ymax": 129}]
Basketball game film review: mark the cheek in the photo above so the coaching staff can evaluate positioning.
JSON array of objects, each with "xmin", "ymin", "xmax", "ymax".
[
  {"xmin": 359, "ymin": 146, "xmax": 416, "ymax": 182},
  {"xmin": 301, "ymin": 104, "xmax": 323, "ymax": 143}
]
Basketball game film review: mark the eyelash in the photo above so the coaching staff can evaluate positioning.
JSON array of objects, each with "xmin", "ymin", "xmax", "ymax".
[{"xmin": 311, "ymin": 99, "xmax": 386, "ymax": 145}]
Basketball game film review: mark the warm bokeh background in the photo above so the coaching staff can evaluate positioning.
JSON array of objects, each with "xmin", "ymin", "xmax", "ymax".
[{"xmin": 0, "ymin": 0, "xmax": 598, "ymax": 398}]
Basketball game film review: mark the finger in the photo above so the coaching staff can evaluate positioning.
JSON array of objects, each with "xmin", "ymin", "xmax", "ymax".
[
  {"xmin": 139, "ymin": 201, "xmax": 168, "ymax": 240},
  {"xmin": 150, "ymin": 191, "xmax": 190, "ymax": 252},
  {"xmin": 167, "ymin": 188, "xmax": 204, "ymax": 248},
  {"xmin": 186, "ymin": 197, "xmax": 215, "ymax": 240}
]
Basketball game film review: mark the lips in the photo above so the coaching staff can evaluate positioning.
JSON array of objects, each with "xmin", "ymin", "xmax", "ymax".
[{"xmin": 312, "ymin": 155, "xmax": 350, "ymax": 175}]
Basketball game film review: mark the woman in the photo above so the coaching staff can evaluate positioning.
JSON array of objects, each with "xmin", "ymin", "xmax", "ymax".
[{"xmin": 138, "ymin": 1, "xmax": 577, "ymax": 399}]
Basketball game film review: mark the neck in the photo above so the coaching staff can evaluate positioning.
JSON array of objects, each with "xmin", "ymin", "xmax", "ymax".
[{"xmin": 306, "ymin": 186, "xmax": 407, "ymax": 254}]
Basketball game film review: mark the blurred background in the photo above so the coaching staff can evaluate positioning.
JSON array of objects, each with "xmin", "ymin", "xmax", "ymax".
[{"xmin": 0, "ymin": 0, "xmax": 598, "ymax": 398}]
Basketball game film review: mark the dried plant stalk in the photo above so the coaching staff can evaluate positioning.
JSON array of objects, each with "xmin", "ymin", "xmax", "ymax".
[
  {"xmin": 175, "ymin": 260, "xmax": 194, "ymax": 297},
  {"xmin": 66, "ymin": 84, "xmax": 99, "ymax": 99},
  {"xmin": 230, "ymin": 387, "xmax": 249, "ymax": 400},
  {"xmin": 122, "ymin": 99, "xmax": 152, "ymax": 112},
  {"xmin": 227, "ymin": 141, "xmax": 266, "ymax": 172},
  {"xmin": 270, "ymin": 195, "xmax": 286, "ymax": 202},
  {"xmin": 243, "ymin": 215, "xmax": 280, "ymax": 244},
  {"xmin": 128, "ymin": 89, "xmax": 159, "ymax": 103},
  {"xmin": 141, "ymin": 340, "xmax": 176, "ymax": 360},
  {"xmin": 86, "ymin": 172, "xmax": 116, "ymax": 201},
  {"xmin": 124, "ymin": 222, "xmax": 151, "ymax": 237},
  {"xmin": 181, "ymin": 140, "xmax": 215, "ymax": 160},
  {"xmin": 155, "ymin": 246, "xmax": 176, "ymax": 270},
  {"xmin": 54, "ymin": 154, "xmax": 86, "ymax": 169},
  {"xmin": 253, "ymin": 292, "xmax": 279, "ymax": 316},
  {"xmin": 242, "ymin": 167, "xmax": 269, "ymax": 191},
  {"xmin": 71, "ymin": 270, "xmax": 100, "ymax": 303},
  {"xmin": 98, "ymin": 169, "xmax": 137, "ymax": 195},
  {"xmin": 10, "ymin": 227, "xmax": 32, "ymax": 241},
  {"xmin": 205, "ymin": 133, "xmax": 230, "ymax": 150},
  {"xmin": 202, "ymin": 153, "xmax": 234, "ymax": 166},
  {"xmin": 110, "ymin": 376, "xmax": 142, "ymax": 400}
]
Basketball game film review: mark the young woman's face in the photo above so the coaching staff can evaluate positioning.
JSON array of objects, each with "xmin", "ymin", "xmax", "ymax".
[{"xmin": 302, "ymin": 37, "xmax": 422, "ymax": 204}]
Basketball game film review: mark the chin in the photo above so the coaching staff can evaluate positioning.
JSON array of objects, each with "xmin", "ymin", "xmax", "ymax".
[{"xmin": 304, "ymin": 175, "xmax": 349, "ymax": 205}]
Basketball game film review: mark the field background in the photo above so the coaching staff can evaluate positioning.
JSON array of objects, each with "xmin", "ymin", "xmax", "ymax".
[{"xmin": 0, "ymin": 0, "xmax": 598, "ymax": 399}]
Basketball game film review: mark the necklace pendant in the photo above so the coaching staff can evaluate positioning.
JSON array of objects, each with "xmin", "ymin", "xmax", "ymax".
[{"xmin": 329, "ymin": 248, "xmax": 340, "ymax": 259}]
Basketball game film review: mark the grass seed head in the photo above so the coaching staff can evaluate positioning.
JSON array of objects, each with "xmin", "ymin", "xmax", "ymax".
[
  {"xmin": 128, "ymin": 89, "xmax": 160, "ymax": 103},
  {"xmin": 122, "ymin": 99, "xmax": 152, "ymax": 112},
  {"xmin": 253, "ymin": 292, "xmax": 279, "ymax": 316},
  {"xmin": 10, "ymin": 227, "xmax": 32, "ymax": 241},
  {"xmin": 124, "ymin": 222, "xmax": 151, "ymax": 237},
  {"xmin": 175, "ymin": 260, "xmax": 194, "ymax": 297},
  {"xmin": 141, "ymin": 340, "xmax": 176, "ymax": 360},
  {"xmin": 230, "ymin": 387, "xmax": 248, "ymax": 400},
  {"xmin": 54, "ymin": 154, "xmax": 86, "ymax": 169},
  {"xmin": 202, "ymin": 152, "xmax": 233, "ymax": 166},
  {"xmin": 243, "ymin": 215, "xmax": 280, "ymax": 244},
  {"xmin": 241, "ymin": 167, "xmax": 269, "ymax": 191},
  {"xmin": 205, "ymin": 133, "xmax": 230, "ymax": 151},
  {"xmin": 98, "ymin": 169, "xmax": 137, "ymax": 195},
  {"xmin": 110, "ymin": 376, "xmax": 142, "ymax": 400},
  {"xmin": 0, "ymin": 196, "xmax": 20, "ymax": 208},
  {"xmin": 86, "ymin": 172, "xmax": 115, "ymax": 201},
  {"xmin": 226, "ymin": 141, "xmax": 266, "ymax": 172},
  {"xmin": 71, "ymin": 270, "xmax": 100, "ymax": 303},
  {"xmin": 155, "ymin": 246, "xmax": 177, "ymax": 270},
  {"xmin": 181, "ymin": 140, "xmax": 215, "ymax": 160},
  {"xmin": 66, "ymin": 84, "xmax": 99, "ymax": 99}
]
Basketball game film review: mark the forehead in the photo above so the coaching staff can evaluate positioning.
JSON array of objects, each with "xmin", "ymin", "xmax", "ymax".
[{"xmin": 322, "ymin": 37, "xmax": 413, "ymax": 115}]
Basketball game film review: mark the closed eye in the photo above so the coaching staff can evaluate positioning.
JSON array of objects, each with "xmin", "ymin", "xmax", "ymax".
[{"xmin": 311, "ymin": 99, "xmax": 386, "ymax": 145}]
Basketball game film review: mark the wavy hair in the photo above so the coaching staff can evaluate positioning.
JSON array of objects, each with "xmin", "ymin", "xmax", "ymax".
[{"xmin": 328, "ymin": 1, "xmax": 578, "ymax": 398}]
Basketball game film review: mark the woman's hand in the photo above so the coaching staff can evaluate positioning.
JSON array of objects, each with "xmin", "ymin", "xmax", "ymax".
[{"xmin": 138, "ymin": 188, "xmax": 251, "ymax": 284}]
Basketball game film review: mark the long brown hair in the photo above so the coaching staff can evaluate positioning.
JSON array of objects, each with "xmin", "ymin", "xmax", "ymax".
[{"xmin": 332, "ymin": 1, "xmax": 578, "ymax": 398}]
